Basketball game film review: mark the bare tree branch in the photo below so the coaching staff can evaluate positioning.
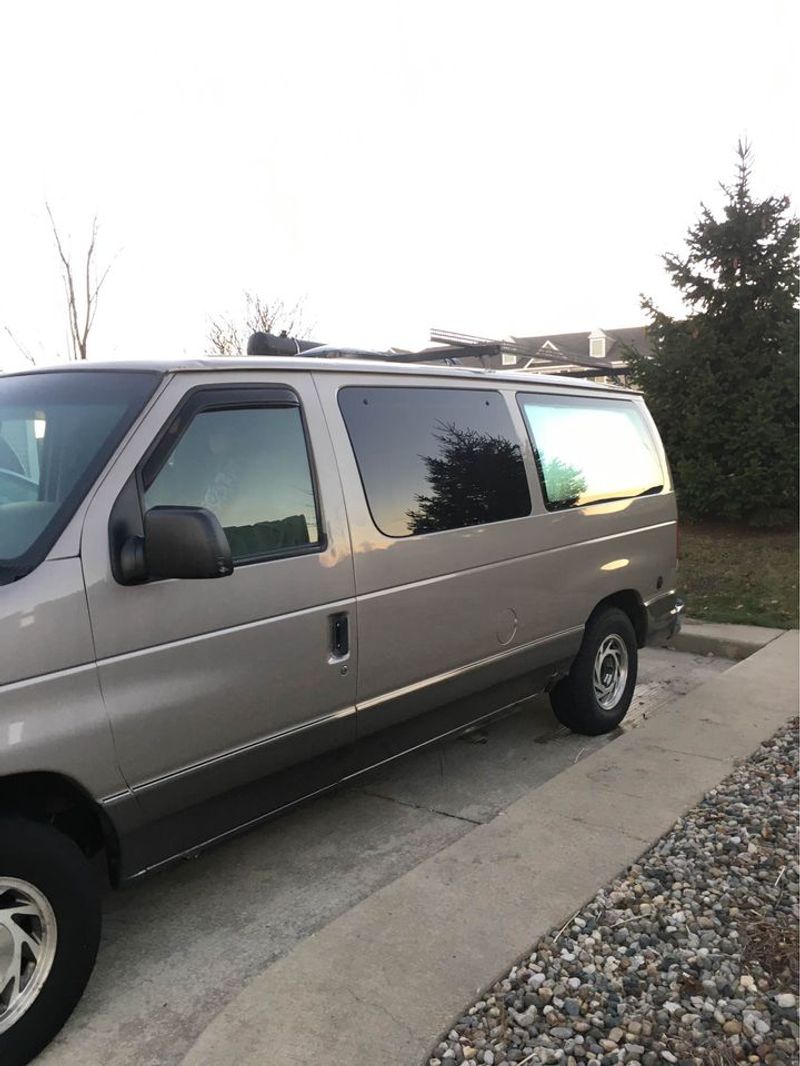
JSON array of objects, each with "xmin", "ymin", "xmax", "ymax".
[
  {"xmin": 45, "ymin": 203, "xmax": 115, "ymax": 360},
  {"xmin": 2, "ymin": 326, "xmax": 37, "ymax": 365},
  {"xmin": 205, "ymin": 293, "xmax": 312, "ymax": 357},
  {"xmin": 82, "ymin": 216, "xmax": 96, "ymax": 353}
]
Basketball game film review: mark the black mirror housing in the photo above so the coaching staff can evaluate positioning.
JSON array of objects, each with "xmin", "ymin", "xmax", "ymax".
[{"xmin": 143, "ymin": 506, "xmax": 233, "ymax": 580}]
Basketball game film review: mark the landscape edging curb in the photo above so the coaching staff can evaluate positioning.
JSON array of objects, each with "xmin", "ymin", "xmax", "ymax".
[{"xmin": 666, "ymin": 618, "xmax": 785, "ymax": 661}]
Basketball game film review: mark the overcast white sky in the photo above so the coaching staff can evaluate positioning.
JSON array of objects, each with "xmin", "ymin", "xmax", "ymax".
[{"xmin": 0, "ymin": 0, "xmax": 796, "ymax": 370}]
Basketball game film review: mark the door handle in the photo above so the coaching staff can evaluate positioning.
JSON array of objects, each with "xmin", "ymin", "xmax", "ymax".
[{"xmin": 329, "ymin": 612, "xmax": 349, "ymax": 660}]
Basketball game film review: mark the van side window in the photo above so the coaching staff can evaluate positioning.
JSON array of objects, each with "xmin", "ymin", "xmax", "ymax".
[
  {"xmin": 144, "ymin": 405, "xmax": 320, "ymax": 560},
  {"xmin": 338, "ymin": 386, "xmax": 531, "ymax": 537},
  {"xmin": 517, "ymin": 394, "xmax": 664, "ymax": 511}
]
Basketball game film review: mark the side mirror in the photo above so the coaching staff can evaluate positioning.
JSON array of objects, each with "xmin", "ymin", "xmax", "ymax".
[{"xmin": 119, "ymin": 506, "xmax": 233, "ymax": 583}]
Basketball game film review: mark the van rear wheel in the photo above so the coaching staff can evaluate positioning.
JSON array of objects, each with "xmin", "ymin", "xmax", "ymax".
[
  {"xmin": 0, "ymin": 818, "xmax": 101, "ymax": 1066},
  {"xmin": 549, "ymin": 607, "xmax": 637, "ymax": 735}
]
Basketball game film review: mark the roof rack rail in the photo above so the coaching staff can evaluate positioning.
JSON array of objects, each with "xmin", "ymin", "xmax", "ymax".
[
  {"xmin": 246, "ymin": 331, "xmax": 501, "ymax": 366},
  {"xmin": 245, "ymin": 330, "xmax": 614, "ymax": 374},
  {"xmin": 300, "ymin": 345, "xmax": 388, "ymax": 360},
  {"xmin": 430, "ymin": 328, "xmax": 624, "ymax": 373}
]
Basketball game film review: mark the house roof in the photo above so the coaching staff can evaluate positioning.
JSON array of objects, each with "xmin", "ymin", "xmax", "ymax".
[
  {"xmin": 510, "ymin": 326, "xmax": 651, "ymax": 373},
  {"xmin": 428, "ymin": 325, "xmax": 651, "ymax": 375}
]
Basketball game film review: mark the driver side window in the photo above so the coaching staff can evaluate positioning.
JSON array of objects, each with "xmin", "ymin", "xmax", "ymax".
[{"xmin": 144, "ymin": 404, "xmax": 321, "ymax": 562}]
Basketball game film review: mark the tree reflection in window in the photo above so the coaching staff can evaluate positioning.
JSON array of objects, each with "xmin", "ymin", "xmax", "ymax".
[
  {"xmin": 537, "ymin": 455, "xmax": 588, "ymax": 510},
  {"xmin": 406, "ymin": 420, "xmax": 530, "ymax": 535},
  {"xmin": 518, "ymin": 394, "xmax": 664, "ymax": 511}
]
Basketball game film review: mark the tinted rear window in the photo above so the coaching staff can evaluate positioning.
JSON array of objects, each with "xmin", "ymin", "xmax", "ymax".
[
  {"xmin": 338, "ymin": 386, "xmax": 531, "ymax": 537},
  {"xmin": 517, "ymin": 393, "xmax": 664, "ymax": 510}
]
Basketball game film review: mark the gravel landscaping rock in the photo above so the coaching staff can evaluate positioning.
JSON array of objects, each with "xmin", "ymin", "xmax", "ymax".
[{"xmin": 427, "ymin": 721, "xmax": 798, "ymax": 1066}]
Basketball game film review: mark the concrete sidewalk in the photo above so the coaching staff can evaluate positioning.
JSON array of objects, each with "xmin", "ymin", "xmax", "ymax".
[{"xmin": 181, "ymin": 632, "xmax": 798, "ymax": 1066}]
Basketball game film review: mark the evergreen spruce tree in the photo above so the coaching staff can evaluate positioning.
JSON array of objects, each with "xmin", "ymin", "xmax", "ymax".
[{"xmin": 626, "ymin": 142, "xmax": 798, "ymax": 525}]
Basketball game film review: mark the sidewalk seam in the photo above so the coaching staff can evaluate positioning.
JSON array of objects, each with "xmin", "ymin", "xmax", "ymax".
[
  {"xmin": 358, "ymin": 788, "xmax": 485, "ymax": 826},
  {"xmin": 644, "ymin": 743, "xmax": 730, "ymax": 764},
  {"xmin": 343, "ymin": 985, "xmax": 417, "ymax": 1040}
]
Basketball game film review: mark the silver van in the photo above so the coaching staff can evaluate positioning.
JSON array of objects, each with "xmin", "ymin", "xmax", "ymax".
[{"xmin": 0, "ymin": 352, "xmax": 681, "ymax": 1063}]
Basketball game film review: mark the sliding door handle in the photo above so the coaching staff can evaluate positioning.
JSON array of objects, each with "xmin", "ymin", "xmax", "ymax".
[{"xmin": 329, "ymin": 612, "xmax": 350, "ymax": 660}]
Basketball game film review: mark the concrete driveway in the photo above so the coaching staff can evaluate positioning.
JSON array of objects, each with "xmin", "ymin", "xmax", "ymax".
[{"xmin": 39, "ymin": 647, "xmax": 729, "ymax": 1066}]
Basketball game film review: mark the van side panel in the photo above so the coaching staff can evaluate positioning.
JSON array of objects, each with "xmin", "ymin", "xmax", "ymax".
[
  {"xmin": 0, "ymin": 559, "xmax": 96, "ymax": 687},
  {"xmin": 0, "ymin": 558, "xmax": 129, "ymax": 801},
  {"xmin": 80, "ymin": 371, "xmax": 358, "ymax": 827},
  {"xmin": 316, "ymin": 373, "xmax": 678, "ymax": 736}
]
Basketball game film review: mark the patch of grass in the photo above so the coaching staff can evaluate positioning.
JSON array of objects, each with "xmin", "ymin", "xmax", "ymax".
[{"xmin": 679, "ymin": 523, "xmax": 798, "ymax": 629}]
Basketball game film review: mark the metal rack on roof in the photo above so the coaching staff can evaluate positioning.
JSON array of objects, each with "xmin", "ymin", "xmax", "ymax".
[
  {"xmin": 246, "ymin": 330, "xmax": 595, "ymax": 372},
  {"xmin": 428, "ymin": 328, "xmax": 619, "ymax": 373}
]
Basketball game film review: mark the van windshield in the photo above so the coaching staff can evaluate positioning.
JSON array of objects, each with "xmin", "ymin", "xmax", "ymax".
[{"xmin": 0, "ymin": 370, "xmax": 161, "ymax": 583}]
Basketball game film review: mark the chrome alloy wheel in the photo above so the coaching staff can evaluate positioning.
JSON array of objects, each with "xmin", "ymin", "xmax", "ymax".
[
  {"xmin": 0, "ymin": 878, "xmax": 57, "ymax": 1034},
  {"xmin": 593, "ymin": 634, "xmax": 629, "ymax": 710}
]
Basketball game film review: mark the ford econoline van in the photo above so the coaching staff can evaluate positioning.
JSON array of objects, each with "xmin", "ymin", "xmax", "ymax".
[{"xmin": 0, "ymin": 351, "xmax": 681, "ymax": 1063}]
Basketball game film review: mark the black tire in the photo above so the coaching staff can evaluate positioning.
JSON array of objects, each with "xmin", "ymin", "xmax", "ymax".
[
  {"xmin": 549, "ymin": 607, "xmax": 638, "ymax": 735},
  {"xmin": 0, "ymin": 817, "xmax": 101, "ymax": 1066}
]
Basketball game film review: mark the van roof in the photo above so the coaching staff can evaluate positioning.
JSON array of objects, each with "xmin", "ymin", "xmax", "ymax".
[{"xmin": 3, "ymin": 356, "xmax": 640, "ymax": 394}]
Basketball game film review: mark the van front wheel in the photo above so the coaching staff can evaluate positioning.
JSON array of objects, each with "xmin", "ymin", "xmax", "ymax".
[
  {"xmin": 550, "ymin": 607, "xmax": 638, "ymax": 735},
  {"xmin": 0, "ymin": 817, "xmax": 101, "ymax": 1066}
]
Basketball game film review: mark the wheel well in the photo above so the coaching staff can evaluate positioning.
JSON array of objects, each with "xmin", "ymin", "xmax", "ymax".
[
  {"xmin": 591, "ymin": 590, "xmax": 647, "ymax": 647},
  {"xmin": 0, "ymin": 772, "xmax": 120, "ymax": 884}
]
